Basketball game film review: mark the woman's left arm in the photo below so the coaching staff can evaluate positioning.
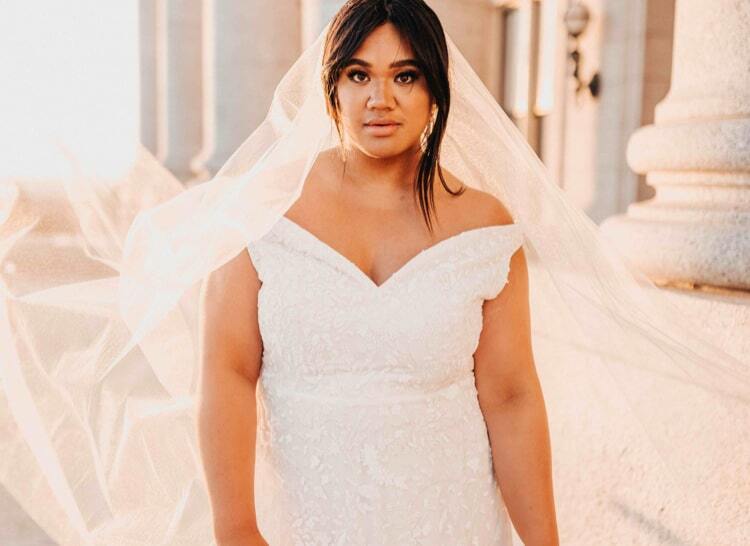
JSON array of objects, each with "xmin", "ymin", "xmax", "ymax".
[{"xmin": 473, "ymin": 244, "xmax": 559, "ymax": 546}]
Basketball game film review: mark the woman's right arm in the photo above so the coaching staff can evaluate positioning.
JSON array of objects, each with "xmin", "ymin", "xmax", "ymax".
[{"xmin": 197, "ymin": 248, "xmax": 268, "ymax": 545}]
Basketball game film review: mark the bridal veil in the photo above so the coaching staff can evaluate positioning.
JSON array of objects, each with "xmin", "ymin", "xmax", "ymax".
[{"xmin": 1, "ymin": 12, "xmax": 748, "ymax": 546}]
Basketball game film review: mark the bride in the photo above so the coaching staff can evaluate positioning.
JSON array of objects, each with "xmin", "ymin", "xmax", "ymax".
[
  {"xmin": 200, "ymin": 2, "xmax": 556, "ymax": 544},
  {"xmin": 1, "ymin": 0, "xmax": 747, "ymax": 545}
]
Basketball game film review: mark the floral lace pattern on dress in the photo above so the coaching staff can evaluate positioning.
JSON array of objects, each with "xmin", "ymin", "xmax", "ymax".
[{"xmin": 247, "ymin": 216, "xmax": 524, "ymax": 545}]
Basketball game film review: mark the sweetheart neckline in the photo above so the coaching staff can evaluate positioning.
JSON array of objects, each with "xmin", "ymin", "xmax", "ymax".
[{"xmin": 275, "ymin": 215, "xmax": 521, "ymax": 291}]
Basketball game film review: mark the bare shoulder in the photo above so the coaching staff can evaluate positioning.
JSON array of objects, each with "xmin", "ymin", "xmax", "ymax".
[
  {"xmin": 205, "ymin": 248, "xmax": 260, "ymax": 296},
  {"xmin": 436, "ymin": 168, "xmax": 515, "ymax": 230},
  {"xmin": 283, "ymin": 147, "xmax": 342, "ymax": 221},
  {"xmin": 202, "ymin": 249, "xmax": 261, "ymax": 341},
  {"xmin": 461, "ymin": 186, "xmax": 515, "ymax": 227}
]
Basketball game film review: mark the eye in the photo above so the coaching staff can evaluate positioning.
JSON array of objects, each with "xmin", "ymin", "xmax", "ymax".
[
  {"xmin": 346, "ymin": 70, "xmax": 369, "ymax": 83},
  {"xmin": 395, "ymin": 70, "xmax": 420, "ymax": 84}
]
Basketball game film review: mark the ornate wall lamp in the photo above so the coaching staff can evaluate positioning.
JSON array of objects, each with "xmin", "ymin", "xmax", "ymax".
[{"xmin": 564, "ymin": 1, "xmax": 600, "ymax": 98}]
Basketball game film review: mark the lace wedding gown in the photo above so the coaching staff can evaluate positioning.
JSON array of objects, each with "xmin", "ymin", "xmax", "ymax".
[{"xmin": 246, "ymin": 215, "xmax": 525, "ymax": 545}]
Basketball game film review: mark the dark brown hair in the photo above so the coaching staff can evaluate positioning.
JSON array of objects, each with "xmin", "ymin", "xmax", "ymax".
[{"xmin": 321, "ymin": 0, "xmax": 464, "ymax": 232}]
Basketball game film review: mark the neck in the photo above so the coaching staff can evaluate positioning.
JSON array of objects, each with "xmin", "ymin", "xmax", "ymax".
[{"xmin": 340, "ymin": 146, "xmax": 422, "ymax": 193}]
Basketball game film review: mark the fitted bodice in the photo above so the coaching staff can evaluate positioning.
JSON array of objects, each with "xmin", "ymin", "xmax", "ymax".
[
  {"xmin": 249, "ymin": 216, "xmax": 524, "ymax": 399},
  {"xmin": 246, "ymin": 215, "xmax": 524, "ymax": 545}
]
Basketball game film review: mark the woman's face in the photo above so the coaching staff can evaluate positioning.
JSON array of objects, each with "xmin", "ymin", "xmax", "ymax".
[{"xmin": 335, "ymin": 22, "xmax": 433, "ymax": 159}]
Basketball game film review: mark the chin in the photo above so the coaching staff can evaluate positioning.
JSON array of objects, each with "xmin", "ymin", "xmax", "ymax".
[{"xmin": 355, "ymin": 138, "xmax": 419, "ymax": 159}]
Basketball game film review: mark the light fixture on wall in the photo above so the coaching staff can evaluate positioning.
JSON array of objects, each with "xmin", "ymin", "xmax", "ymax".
[{"xmin": 564, "ymin": 1, "xmax": 600, "ymax": 99}]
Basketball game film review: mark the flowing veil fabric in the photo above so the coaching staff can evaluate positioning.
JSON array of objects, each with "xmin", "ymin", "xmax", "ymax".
[{"xmin": 1, "ymin": 20, "xmax": 748, "ymax": 546}]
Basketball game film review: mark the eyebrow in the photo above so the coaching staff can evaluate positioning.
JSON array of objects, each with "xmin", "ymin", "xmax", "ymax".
[{"xmin": 343, "ymin": 58, "xmax": 421, "ymax": 69}]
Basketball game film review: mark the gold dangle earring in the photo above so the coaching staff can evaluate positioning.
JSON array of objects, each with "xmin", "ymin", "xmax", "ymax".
[
  {"xmin": 335, "ymin": 116, "xmax": 347, "ymax": 166},
  {"xmin": 335, "ymin": 118, "xmax": 353, "ymax": 179},
  {"xmin": 420, "ymin": 103, "xmax": 438, "ymax": 151}
]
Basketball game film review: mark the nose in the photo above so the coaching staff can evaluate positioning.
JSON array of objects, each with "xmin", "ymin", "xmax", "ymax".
[{"xmin": 367, "ymin": 78, "xmax": 395, "ymax": 110}]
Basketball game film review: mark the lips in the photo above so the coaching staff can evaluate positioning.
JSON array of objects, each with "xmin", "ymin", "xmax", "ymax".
[
  {"xmin": 364, "ymin": 119, "xmax": 401, "ymax": 127},
  {"xmin": 363, "ymin": 119, "xmax": 402, "ymax": 137}
]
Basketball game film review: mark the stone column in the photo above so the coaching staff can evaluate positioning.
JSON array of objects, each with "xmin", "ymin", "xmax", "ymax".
[
  {"xmin": 156, "ymin": 0, "xmax": 204, "ymax": 183},
  {"xmin": 301, "ymin": 0, "xmax": 346, "ymax": 48},
  {"xmin": 428, "ymin": 0, "xmax": 502, "ymax": 89},
  {"xmin": 601, "ymin": 0, "xmax": 750, "ymax": 291},
  {"xmin": 139, "ymin": 0, "xmax": 159, "ymax": 156},
  {"xmin": 191, "ymin": 0, "xmax": 302, "ymax": 181}
]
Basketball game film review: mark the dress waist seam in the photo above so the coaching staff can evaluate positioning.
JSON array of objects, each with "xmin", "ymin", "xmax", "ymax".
[{"xmin": 260, "ymin": 370, "xmax": 476, "ymax": 405}]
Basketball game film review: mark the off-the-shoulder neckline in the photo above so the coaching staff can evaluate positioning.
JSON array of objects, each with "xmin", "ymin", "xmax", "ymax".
[{"xmin": 274, "ymin": 215, "xmax": 521, "ymax": 291}]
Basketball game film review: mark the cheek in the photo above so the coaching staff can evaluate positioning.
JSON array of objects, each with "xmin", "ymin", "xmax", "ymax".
[
  {"xmin": 335, "ymin": 88, "xmax": 363, "ymax": 126},
  {"xmin": 402, "ymin": 95, "xmax": 433, "ymax": 132},
  {"xmin": 398, "ymin": 85, "xmax": 432, "ymax": 118}
]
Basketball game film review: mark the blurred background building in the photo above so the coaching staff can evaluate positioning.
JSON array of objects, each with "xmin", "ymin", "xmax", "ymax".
[
  {"xmin": 134, "ymin": 0, "xmax": 749, "ymax": 303},
  {"xmin": 138, "ymin": 0, "xmax": 665, "ymax": 222},
  {"xmin": 1, "ymin": 0, "xmax": 748, "ymax": 543}
]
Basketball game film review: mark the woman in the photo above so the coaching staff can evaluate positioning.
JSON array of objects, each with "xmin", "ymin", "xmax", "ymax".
[
  {"xmin": 1, "ymin": 0, "xmax": 747, "ymax": 545},
  {"xmin": 199, "ymin": 2, "xmax": 557, "ymax": 544}
]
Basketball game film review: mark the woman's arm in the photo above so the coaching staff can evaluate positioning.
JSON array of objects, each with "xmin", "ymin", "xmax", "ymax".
[
  {"xmin": 197, "ymin": 248, "xmax": 268, "ymax": 545},
  {"xmin": 474, "ymin": 243, "xmax": 559, "ymax": 546}
]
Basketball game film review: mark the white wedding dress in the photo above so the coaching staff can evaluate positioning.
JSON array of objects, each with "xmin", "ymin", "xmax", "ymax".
[{"xmin": 246, "ymin": 215, "xmax": 525, "ymax": 545}]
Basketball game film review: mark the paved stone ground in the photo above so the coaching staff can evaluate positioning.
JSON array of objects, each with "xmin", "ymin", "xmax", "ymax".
[{"xmin": 0, "ymin": 485, "xmax": 53, "ymax": 545}]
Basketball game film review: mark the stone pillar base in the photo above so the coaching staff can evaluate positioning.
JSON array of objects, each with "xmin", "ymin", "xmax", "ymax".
[
  {"xmin": 658, "ymin": 285, "xmax": 750, "ymax": 363},
  {"xmin": 601, "ymin": 0, "xmax": 750, "ymax": 292},
  {"xmin": 602, "ymin": 214, "xmax": 750, "ymax": 291}
]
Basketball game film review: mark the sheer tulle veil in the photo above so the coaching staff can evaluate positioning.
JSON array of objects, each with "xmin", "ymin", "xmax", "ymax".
[{"xmin": 1, "ymin": 11, "xmax": 748, "ymax": 546}]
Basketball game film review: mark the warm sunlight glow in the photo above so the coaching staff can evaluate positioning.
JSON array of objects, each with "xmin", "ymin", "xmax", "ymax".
[
  {"xmin": 0, "ymin": 1, "xmax": 140, "ymax": 181},
  {"xmin": 504, "ymin": 1, "xmax": 531, "ymax": 119},
  {"xmin": 535, "ymin": 0, "xmax": 558, "ymax": 116}
]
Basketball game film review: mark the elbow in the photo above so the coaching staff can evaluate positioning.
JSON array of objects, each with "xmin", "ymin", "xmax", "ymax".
[
  {"xmin": 477, "ymin": 382, "xmax": 544, "ymax": 414},
  {"xmin": 213, "ymin": 522, "xmax": 263, "ymax": 546}
]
